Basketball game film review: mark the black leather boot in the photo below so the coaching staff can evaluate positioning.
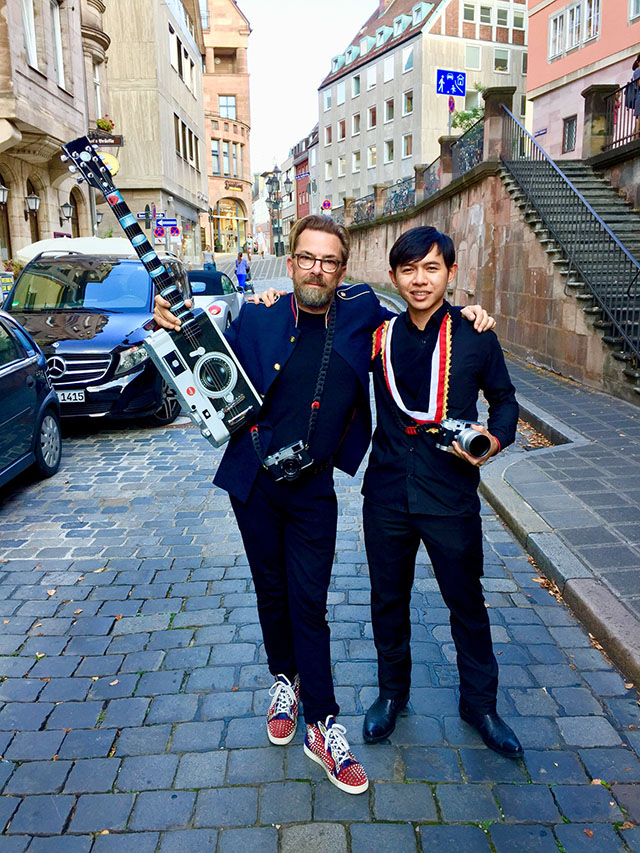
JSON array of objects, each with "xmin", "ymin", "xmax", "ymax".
[
  {"xmin": 459, "ymin": 705, "xmax": 524, "ymax": 758},
  {"xmin": 363, "ymin": 694, "xmax": 409, "ymax": 743}
]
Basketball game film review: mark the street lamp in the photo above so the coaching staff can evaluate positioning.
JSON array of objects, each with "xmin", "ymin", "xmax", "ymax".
[
  {"xmin": 0, "ymin": 184, "xmax": 8, "ymax": 206},
  {"xmin": 95, "ymin": 210, "xmax": 103, "ymax": 225},
  {"xmin": 265, "ymin": 165, "xmax": 289, "ymax": 257},
  {"xmin": 60, "ymin": 201, "xmax": 73, "ymax": 225},
  {"xmin": 24, "ymin": 191, "xmax": 40, "ymax": 221}
]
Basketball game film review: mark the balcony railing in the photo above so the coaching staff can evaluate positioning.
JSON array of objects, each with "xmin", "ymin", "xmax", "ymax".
[
  {"xmin": 422, "ymin": 156, "xmax": 441, "ymax": 199},
  {"xmin": 451, "ymin": 119, "xmax": 485, "ymax": 180},
  {"xmin": 352, "ymin": 193, "xmax": 375, "ymax": 224},
  {"xmin": 603, "ymin": 83, "xmax": 640, "ymax": 151},
  {"xmin": 382, "ymin": 177, "xmax": 415, "ymax": 217},
  {"xmin": 332, "ymin": 206, "xmax": 345, "ymax": 225}
]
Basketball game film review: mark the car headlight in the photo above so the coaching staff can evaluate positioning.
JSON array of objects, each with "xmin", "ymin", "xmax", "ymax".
[{"xmin": 114, "ymin": 344, "xmax": 149, "ymax": 376}]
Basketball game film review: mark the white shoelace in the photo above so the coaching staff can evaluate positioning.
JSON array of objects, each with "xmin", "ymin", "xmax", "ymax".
[
  {"xmin": 322, "ymin": 718, "xmax": 352, "ymax": 769},
  {"xmin": 269, "ymin": 677, "xmax": 296, "ymax": 717}
]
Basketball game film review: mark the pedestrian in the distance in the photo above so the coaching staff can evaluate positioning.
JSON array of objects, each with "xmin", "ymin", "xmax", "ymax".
[
  {"xmin": 235, "ymin": 251, "xmax": 249, "ymax": 292},
  {"xmin": 203, "ymin": 245, "xmax": 216, "ymax": 271}
]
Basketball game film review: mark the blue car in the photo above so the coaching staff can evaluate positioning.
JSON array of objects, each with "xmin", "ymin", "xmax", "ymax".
[{"xmin": 0, "ymin": 310, "xmax": 61, "ymax": 489}]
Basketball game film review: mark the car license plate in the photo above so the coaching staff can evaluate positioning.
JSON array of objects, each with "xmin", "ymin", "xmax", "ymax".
[{"xmin": 58, "ymin": 390, "xmax": 86, "ymax": 403}]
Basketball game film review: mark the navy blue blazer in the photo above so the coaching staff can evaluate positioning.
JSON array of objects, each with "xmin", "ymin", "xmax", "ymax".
[{"xmin": 214, "ymin": 283, "xmax": 393, "ymax": 502}]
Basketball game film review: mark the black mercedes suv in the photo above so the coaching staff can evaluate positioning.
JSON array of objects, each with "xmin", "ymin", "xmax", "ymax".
[{"xmin": 4, "ymin": 251, "xmax": 191, "ymax": 425}]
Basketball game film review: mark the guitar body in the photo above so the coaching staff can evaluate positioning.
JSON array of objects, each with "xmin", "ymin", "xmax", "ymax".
[
  {"xmin": 60, "ymin": 135, "xmax": 262, "ymax": 449},
  {"xmin": 144, "ymin": 306, "xmax": 261, "ymax": 448}
]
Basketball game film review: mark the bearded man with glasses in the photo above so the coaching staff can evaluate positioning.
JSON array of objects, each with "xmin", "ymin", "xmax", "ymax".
[{"xmin": 154, "ymin": 214, "xmax": 493, "ymax": 794}]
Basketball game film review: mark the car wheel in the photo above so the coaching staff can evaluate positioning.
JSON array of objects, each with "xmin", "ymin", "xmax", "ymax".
[
  {"xmin": 34, "ymin": 408, "xmax": 62, "ymax": 478},
  {"xmin": 147, "ymin": 379, "xmax": 181, "ymax": 426}
]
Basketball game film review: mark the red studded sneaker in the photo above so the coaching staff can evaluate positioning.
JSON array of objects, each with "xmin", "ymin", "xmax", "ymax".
[
  {"xmin": 266, "ymin": 674, "xmax": 300, "ymax": 745},
  {"xmin": 304, "ymin": 716, "xmax": 369, "ymax": 794}
]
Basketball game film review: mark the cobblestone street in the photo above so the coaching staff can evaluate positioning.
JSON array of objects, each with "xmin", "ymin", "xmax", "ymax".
[{"xmin": 1, "ymin": 396, "xmax": 639, "ymax": 851}]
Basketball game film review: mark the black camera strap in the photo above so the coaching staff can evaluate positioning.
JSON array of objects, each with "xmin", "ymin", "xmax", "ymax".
[{"xmin": 250, "ymin": 298, "xmax": 337, "ymax": 467}]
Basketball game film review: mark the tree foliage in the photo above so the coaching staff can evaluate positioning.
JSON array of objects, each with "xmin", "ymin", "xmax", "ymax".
[{"xmin": 451, "ymin": 84, "xmax": 487, "ymax": 132}]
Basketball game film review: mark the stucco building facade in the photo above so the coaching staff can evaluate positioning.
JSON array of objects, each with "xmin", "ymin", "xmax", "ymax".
[
  {"xmin": 200, "ymin": 0, "xmax": 252, "ymax": 254},
  {"xmin": 317, "ymin": 0, "xmax": 528, "ymax": 212},
  {"xmin": 0, "ymin": 0, "xmax": 110, "ymax": 265}
]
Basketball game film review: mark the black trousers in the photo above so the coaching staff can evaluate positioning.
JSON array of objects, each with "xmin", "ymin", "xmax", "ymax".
[
  {"xmin": 363, "ymin": 499, "xmax": 498, "ymax": 713},
  {"xmin": 230, "ymin": 469, "xmax": 340, "ymax": 724}
]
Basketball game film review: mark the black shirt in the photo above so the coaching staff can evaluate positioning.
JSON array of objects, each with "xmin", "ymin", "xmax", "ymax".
[
  {"xmin": 260, "ymin": 308, "xmax": 359, "ymax": 462},
  {"xmin": 362, "ymin": 303, "xmax": 518, "ymax": 516}
]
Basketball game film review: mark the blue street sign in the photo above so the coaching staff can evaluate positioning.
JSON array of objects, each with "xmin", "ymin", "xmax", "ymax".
[
  {"xmin": 156, "ymin": 218, "xmax": 177, "ymax": 226},
  {"xmin": 436, "ymin": 69, "xmax": 466, "ymax": 96}
]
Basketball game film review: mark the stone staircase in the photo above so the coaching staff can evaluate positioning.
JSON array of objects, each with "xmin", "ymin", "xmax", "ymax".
[{"xmin": 499, "ymin": 160, "xmax": 640, "ymax": 397}]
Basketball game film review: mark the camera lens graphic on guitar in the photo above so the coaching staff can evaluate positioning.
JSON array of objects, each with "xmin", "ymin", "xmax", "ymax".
[{"xmin": 60, "ymin": 136, "xmax": 261, "ymax": 448}]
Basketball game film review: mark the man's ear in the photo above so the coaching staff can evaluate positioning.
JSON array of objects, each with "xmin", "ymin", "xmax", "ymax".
[
  {"xmin": 286, "ymin": 255, "xmax": 294, "ymax": 281},
  {"xmin": 389, "ymin": 269, "xmax": 398, "ymax": 289},
  {"xmin": 447, "ymin": 263, "xmax": 458, "ymax": 285}
]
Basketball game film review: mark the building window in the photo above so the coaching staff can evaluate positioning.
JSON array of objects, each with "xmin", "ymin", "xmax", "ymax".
[
  {"xmin": 403, "ymin": 45, "xmax": 414, "ymax": 72},
  {"xmin": 494, "ymin": 48, "xmax": 509, "ymax": 72},
  {"xmin": 50, "ymin": 0, "xmax": 65, "ymax": 88},
  {"xmin": 480, "ymin": 5, "xmax": 491, "ymax": 23},
  {"xmin": 199, "ymin": 0, "xmax": 209, "ymax": 29},
  {"xmin": 360, "ymin": 36, "xmax": 369, "ymax": 56},
  {"xmin": 403, "ymin": 134, "xmax": 413, "ymax": 157},
  {"xmin": 549, "ymin": 13, "xmax": 565, "ymax": 57},
  {"xmin": 21, "ymin": 0, "xmax": 38, "ymax": 68},
  {"xmin": 496, "ymin": 7, "xmax": 508, "ymax": 26},
  {"xmin": 465, "ymin": 90, "xmax": 480, "ymax": 110},
  {"xmin": 352, "ymin": 113, "xmax": 361, "ymax": 135},
  {"xmin": 403, "ymin": 90, "xmax": 413, "ymax": 115},
  {"xmin": 338, "ymin": 119, "xmax": 346, "ymax": 140},
  {"xmin": 562, "ymin": 115, "xmax": 577, "ymax": 153},
  {"xmin": 325, "ymin": 125, "xmax": 332, "ymax": 145},
  {"xmin": 367, "ymin": 65, "xmax": 376, "ymax": 90},
  {"xmin": 583, "ymin": 0, "xmax": 600, "ymax": 40},
  {"xmin": 367, "ymin": 145, "xmax": 376, "ymax": 168},
  {"xmin": 522, "ymin": 52, "xmax": 528, "ymax": 74},
  {"xmin": 219, "ymin": 95, "xmax": 236, "ymax": 119},
  {"xmin": 232, "ymin": 143, "xmax": 238, "ymax": 176},
  {"xmin": 385, "ymin": 98, "xmax": 394, "ymax": 122},
  {"xmin": 352, "ymin": 150, "xmax": 361, "ymax": 172},
  {"xmin": 352, "ymin": 75, "xmax": 360, "ymax": 97},
  {"xmin": 368, "ymin": 105, "xmax": 377, "ymax": 129},
  {"xmin": 566, "ymin": 4, "xmax": 581, "ymax": 48},
  {"xmin": 338, "ymin": 156, "xmax": 346, "ymax": 177},
  {"xmin": 463, "ymin": 4, "xmax": 475, "ymax": 22},
  {"xmin": 520, "ymin": 95, "xmax": 527, "ymax": 116},
  {"xmin": 174, "ymin": 114, "xmax": 181, "ymax": 155},
  {"xmin": 632, "ymin": 0, "xmax": 640, "ymax": 21},
  {"xmin": 324, "ymin": 89, "xmax": 332, "ymax": 110},
  {"xmin": 465, "ymin": 45, "xmax": 481, "ymax": 70},
  {"xmin": 513, "ymin": 10, "xmax": 525, "ymax": 29},
  {"xmin": 177, "ymin": 38, "xmax": 184, "ymax": 78},
  {"xmin": 310, "ymin": 148, "xmax": 317, "ymax": 167},
  {"xmin": 325, "ymin": 160, "xmax": 333, "ymax": 181},
  {"xmin": 384, "ymin": 140, "xmax": 394, "ymax": 163},
  {"xmin": 412, "ymin": 4, "xmax": 423, "ymax": 24},
  {"xmin": 222, "ymin": 140, "xmax": 230, "ymax": 175},
  {"xmin": 93, "ymin": 62, "xmax": 102, "ymax": 117},
  {"xmin": 181, "ymin": 122, "xmax": 188, "ymax": 159},
  {"xmin": 337, "ymin": 81, "xmax": 345, "ymax": 105},
  {"xmin": 384, "ymin": 56, "xmax": 394, "ymax": 82}
]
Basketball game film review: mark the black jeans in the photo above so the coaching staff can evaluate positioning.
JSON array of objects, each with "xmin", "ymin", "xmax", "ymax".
[
  {"xmin": 363, "ymin": 499, "xmax": 498, "ymax": 713},
  {"xmin": 230, "ymin": 469, "xmax": 340, "ymax": 724}
]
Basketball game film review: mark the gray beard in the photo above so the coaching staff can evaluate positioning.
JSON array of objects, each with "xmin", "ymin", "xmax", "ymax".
[{"xmin": 293, "ymin": 280, "xmax": 334, "ymax": 309}]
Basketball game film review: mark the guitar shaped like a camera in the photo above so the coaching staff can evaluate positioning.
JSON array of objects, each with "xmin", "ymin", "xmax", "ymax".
[{"xmin": 61, "ymin": 136, "xmax": 261, "ymax": 448}]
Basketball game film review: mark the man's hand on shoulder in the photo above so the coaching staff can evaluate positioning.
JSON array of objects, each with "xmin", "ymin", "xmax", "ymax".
[
  {"xmin": 451, "ymin": 424, "xmax": 499, "ymax": 467},
  {"xmin": 154, "ymin": 294, "xmax": 188, "ymax": 331},
  {"xmin": 246, "ymin": 288, "xmax": 287, "ymax": 307},
  {"xmin": 461, "ymin": 304, "xmax": 496, "ymax": 333}
]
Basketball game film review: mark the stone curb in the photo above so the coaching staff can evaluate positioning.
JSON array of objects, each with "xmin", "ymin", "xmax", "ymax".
[{"xmin": 480, "ymin": 405, "xmax": 640, "ymax": 685}]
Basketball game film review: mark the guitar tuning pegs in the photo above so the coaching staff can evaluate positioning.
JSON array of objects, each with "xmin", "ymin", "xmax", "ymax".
[
  {"xmin": 76, "ymin": 177, "xmax": 84, "ymax": 184},
  {"xmin": 60, "ymin": 154, "xmax": 69, "ymax": 162},
  {"xmin": 68, "ymin": 165, "xmax": 77, "ymax": 173}
]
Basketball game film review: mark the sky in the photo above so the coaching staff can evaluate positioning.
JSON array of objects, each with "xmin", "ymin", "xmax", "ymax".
[{"xmin": 238, "ymin": 0, "xmax": 378, "ymax": 174}]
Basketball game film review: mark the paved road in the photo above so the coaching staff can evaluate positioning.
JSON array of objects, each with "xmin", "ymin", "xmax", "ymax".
[
  {"xmin": 0, "ymin": 283, "xmax": 639, "ymax": 850},
  {"xmin": 215, "ymin": 255, "xmax": 288, "ymax": 282}
]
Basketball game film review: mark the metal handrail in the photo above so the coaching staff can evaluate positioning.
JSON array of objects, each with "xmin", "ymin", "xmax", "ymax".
[
  {"xmin": 352, "ymin": 192, "xmax": 375, "ymax": 224},
  {"xmin": 604, "ymin": 83, "xmax": 640, "ymax": 151},
  {"xmin": 451, "ymin": 118, "xmax": 484, "ymax": 179},
  {"xmin": 382, "ymin": 177, "xmax": 415, "ymax": 216},
  {"xmin": 423, "ymin": 156, "xmax": 441, "ymax": 199},
  {"xmin": 501, "ymin": 105, "xmax": 640, "ymax": 360}
]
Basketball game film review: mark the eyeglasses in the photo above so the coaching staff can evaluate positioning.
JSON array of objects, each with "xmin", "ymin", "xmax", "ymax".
[{"xmin": 293, "ymin": 253, "xmax": 343, "ymax": 274}]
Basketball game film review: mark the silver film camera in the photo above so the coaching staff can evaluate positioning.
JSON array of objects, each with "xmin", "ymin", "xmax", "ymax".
[
  {"xmin": 435, "ymin": 418, "xmax": 492, "ymax": 459},
  {"xmin": 262, "ymin": 440, "xmax": 314, "ymax": 482}
]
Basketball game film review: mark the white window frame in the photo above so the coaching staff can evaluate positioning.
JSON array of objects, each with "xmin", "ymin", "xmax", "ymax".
[
  {"xmin": 21, "ymin": 0, "xmax": 38, "ymax": 68},
  {"xmin": 402, "ymin": 45, "xmax": 414, "ymax": 73},
  {"xmin": 352, "ymin": 150, "xmax": 361, "ymax": 173},
  {"xmin": 480, "ymin": 5, "xmax": 491, "ymax": 24},
  {"xmin": 494, "ymin": 48, "xmax": 509, "ymax": 73},
  {"xmin": 496, "ymin": 7, "xmax": 509, "ymax": 26},
  {"xmin": 360, "ymin": 36, "xmax": 370, "ymax": 56},
  {"xmin": 352, "ymin": 75, "xmax": 361, "ymax": 97},
  {"xmin": 384, "ymin": 139, "xmax": 394, "ymax": 163},
  {"xmin": 513, "ymin": 10, "xmax": 525, "ymax": 30},
  {"xmin": 566, "ymin": 4, "xmax": 581, "ymax": 48},
  {"xmin": 384, "ymin": 56, "xmax": 394, "ymax": 82},
  {"xmin": 338, "ymin": 156, "xmax": 346, "ymax": 177},
  {"xmin": 324, "ymin": 89, "xmax": 332, "ymax": 110},
  {"xmin": 367, "ymin": 145, "xmax": 376, "ymax": 169},
  {"xmin": 385, "ymin": 97, "xmax": 394, "ymax": 123},
  {"xmin": 402, "ymin": 134, "xmax": 413, "ymax": 158},
  {"xmin": 352, "ymin": 113, "xmax": 361, "ymax": 135},
  {"xmin": 631, "ymin": 0, "xmax": 640, "ymax": 21},
  {"xmin": 367, "ymin": 65, "xmax": 377, "ymax": 90},
  {"xmin": 522, "ymin": 52, "xmax": 528, "ymax": 75},
  {"xmin": 548, "ymin": 12, "xmax": 565, "ymax": 58},
  {"xmin": 403, "ymin": 89, "xmax": 414, "ymax": 116},
  {"xmin": 324, "ymin": 125, "xmax": 332, "ymax": 146},
  {"xmin": 336, "ymin": 81, "xmax": 345, "ymax": 105},
  {"xmin": 367, "ymin": 105, "xmax": 377, "ymax": 130},
  {"xmin": 583, "ymin": 0, "xmax": 600, "ymax": 40},
  {"xmin": 325, "ymin": 160, "xmax": 333, "ymax": 181},
  {"xmin": 93, "ymin": 61, "xmax": 102, "ymax": 117},
  {"xmin": 50, "ymin": 0, "xmax": 65, "ymax": 88},
  {"xmin": 465, "ymin": 45, "xmax": 481, "ymax": 70},
  {"xmin": 338, "ymin": 119, "xmax": 346, "ymax": 141},
  {"xmin": 463, "ymin": 4, "xmax": 475, "ymax": 22},
  {"xmin": 412, "ymin": 4, "xmax": 423, "ymax": 25}
]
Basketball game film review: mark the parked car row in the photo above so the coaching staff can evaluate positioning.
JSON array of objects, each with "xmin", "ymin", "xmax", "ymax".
[{"xmin": 1, "ymin": 243, "xmax": 246, "ymax": 491}]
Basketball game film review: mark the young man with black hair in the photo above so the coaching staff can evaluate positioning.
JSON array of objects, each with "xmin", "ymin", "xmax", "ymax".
[{"xmin": 362, "ymin": 226, "xmax": 523, "ymax": 759}]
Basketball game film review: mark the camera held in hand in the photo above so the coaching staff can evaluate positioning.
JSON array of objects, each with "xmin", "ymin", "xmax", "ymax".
[
  {"xmin": 263, "ymin": 440, "xmax": 314, "ymax": 482},
  {"xmin": 435, "ymin": 418, "xmax": 492, "ymax": 459}
]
